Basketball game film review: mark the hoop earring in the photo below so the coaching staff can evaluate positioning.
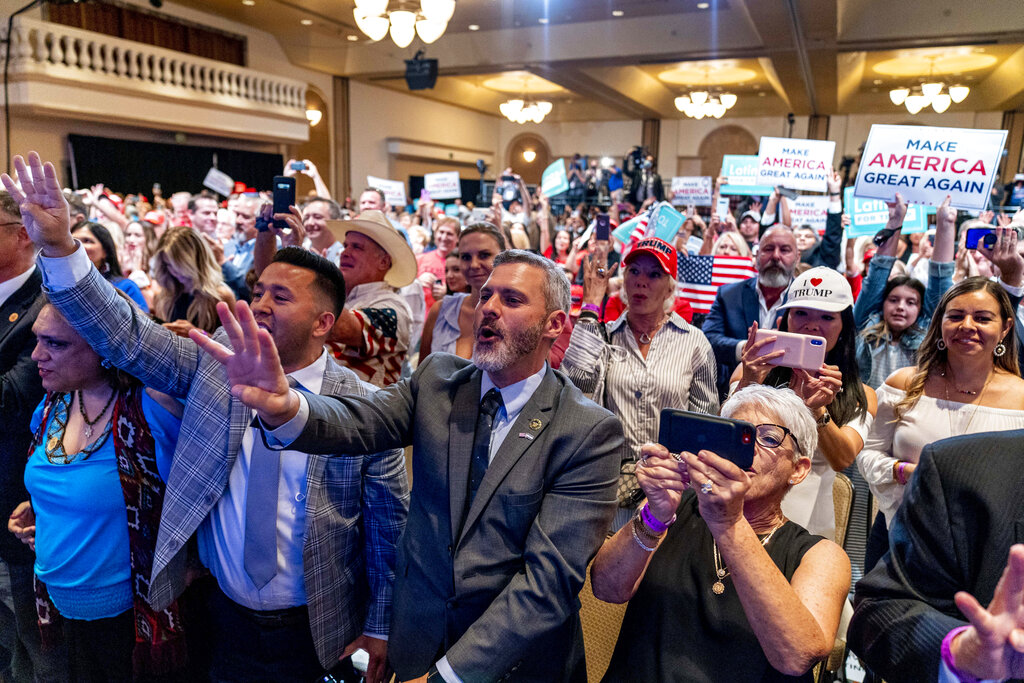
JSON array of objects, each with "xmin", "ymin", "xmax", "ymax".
[
  {"xmin": 937, "ymin": 339, "xmax": 947, "ymax": 351},
  {"xmin": 995, "ymin": 341, "xmax": 1007, "ymax": 358}
]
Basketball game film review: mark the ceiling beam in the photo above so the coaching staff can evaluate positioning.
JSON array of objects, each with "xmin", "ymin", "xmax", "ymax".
[{"xmin": 526, "ymin": 65, "xmax": 664, "ymax": 120}]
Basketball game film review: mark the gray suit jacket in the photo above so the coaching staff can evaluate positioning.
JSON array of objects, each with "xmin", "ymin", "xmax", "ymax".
[
  {"xmin": 290, "ymin": 352, "xmax": 624, "ymax": 682},
  {"xmin": 44, "ymin": 265, "xmax": 409, "ymax": 668}
]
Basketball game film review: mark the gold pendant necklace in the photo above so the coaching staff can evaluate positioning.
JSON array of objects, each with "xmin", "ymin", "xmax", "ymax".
[
  {"xmin": 712, "ymin": 520, "xmax": 785, "ymax": 595},
  {"xmin": 943, "ymin": 369, "xmax": 993, "ymax": 436}
]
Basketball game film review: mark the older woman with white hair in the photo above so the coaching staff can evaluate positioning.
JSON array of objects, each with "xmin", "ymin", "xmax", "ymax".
[
  {"xmin": 592, "ymin": 384, "xmax": 851, "ymax": 682},
  {"xmin": 562, "ymin": 237, "xmax": 718, "ymax": 529}
]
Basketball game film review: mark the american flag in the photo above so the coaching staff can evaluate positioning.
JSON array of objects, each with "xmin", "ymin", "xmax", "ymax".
[{"xmin": 677, "ymin": 255, "xmax": 757, "ymax": 314}]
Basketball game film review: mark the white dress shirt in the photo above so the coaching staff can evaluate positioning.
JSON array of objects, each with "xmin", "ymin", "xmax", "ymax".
[{"xmin": 0, "ymin": 264, "xmax": 36, "ymax": 307}]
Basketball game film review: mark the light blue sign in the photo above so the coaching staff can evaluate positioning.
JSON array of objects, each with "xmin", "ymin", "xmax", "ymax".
[
  {"xmin": 541, "ymin": 159, "xmax": 569, "ymax": 196},
  {"xmin": 649, "ymin": 203, "xmax": 685, "ymax": 242},
  {"xmin": 845, "ymin": 187, "xmax": 927, "ymax": 238},
  {"xmin": 445, "ymin": 204, "xmax": 460, "ymax": 217},
  {"xmin": 720, "ymin": 155, "xmax": 774, "ymax": 196}
]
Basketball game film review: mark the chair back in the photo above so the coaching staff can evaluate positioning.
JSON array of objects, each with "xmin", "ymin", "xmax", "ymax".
[
  {"xmin": 579, "ymin": 566, "xmax": 628, "ymax": 681},
  {"xmin": 832, "ymin": 472, "xmax": 855, "ymax": 550}
]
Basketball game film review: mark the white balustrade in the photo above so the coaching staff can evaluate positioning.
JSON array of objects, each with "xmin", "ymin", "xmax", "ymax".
[{"xmin": 7, "ymin": 16, "xmax": 306, "ymax": 115}]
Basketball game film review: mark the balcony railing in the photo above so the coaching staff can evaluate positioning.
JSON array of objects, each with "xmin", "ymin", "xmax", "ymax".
[{"xmin": 4, "ymin": 16, "xmax": 310, "ymax": 142}]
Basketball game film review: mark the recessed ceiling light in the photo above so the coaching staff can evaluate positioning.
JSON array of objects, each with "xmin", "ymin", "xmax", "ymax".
[
  {"xmin": 697, "ymin": 2, "xmax": 710, "ymax": 8},
  {"xmin": 300, "ymin": 18, "xmax": 312, "ymax": 25},
  {"xmin": 758, "ymin": 91, "xmax": 766, "ymax": 97},
  {"xmin": 538, "ymin": 17, "xmax": 548, "ymax": 24},
  {"xmin": 241, "ymin": 0, "xmax": 254, "ymax": 5},
  {"xmin": 873, "ymin": 79, "xmax": 882, "ymax": 85},
  {"xmin": 612, "ymin": 9, "xmax": 624, "ymax": 16},
  {"xmin": 346, "ymin": 34, "xmax": 358, "ymax": 41},
  {"xmin": 468, "ymin": 24, "xmax": 480, "ymax": 30}
]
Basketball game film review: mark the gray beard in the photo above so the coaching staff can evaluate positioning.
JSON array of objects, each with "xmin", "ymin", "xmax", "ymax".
[
  {"xmin": 472, "ymin": 321, "xmax": 544, "ymax": 373},
  {"xmin": 759, "ymin": 266, "xmax": 792, "ymax": 289}
]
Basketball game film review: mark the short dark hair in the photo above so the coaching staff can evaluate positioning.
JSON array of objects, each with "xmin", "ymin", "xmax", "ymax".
[
  {"xmin": 271, "ymin": 247, "xmax": 346, "ymax": 316},
  {"xmin": 188, "ymin": 195, "xmax": 217, "ymax": 213},
  {"xmin": 492, "ymin": 249, "xmax": 570, "ymax": 315},
  {"xmin": 0, "ymin": 191, "xmax": 19, "ymax": 220},
  {"xmin": 74, "ymin": 221, "xmax": 123, "ymax": 278},
  {"xmin": 362, "ymin": 187, "xmax": 387, "ymax": 206},
  {"xmin": 301, "ymin": 196, "xmax": 342, "ymax": 219}
]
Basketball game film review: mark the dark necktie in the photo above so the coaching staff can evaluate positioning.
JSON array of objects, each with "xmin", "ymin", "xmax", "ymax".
[
  {"xmin": 468, "ymin": 388, "xmax": 504, "ymax": 505},
  {"xmin": 243, "ymin": 376, "xmax": 299, "ymax": 589}
]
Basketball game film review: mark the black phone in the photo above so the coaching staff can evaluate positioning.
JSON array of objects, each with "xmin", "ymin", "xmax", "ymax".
[
  {"xmin": 272, "ymin": 176, "xmax": 296, "ymax": 231},
  {"xmin": 658, "ymin": 408, "xmax": 755, "ymax": 470},
  {"xmin": 777, "ymin": 187, "xmax": 799, "ymax": 200},
  {"xmin": 595, "ymin": 213, "xmax": 610, "ymax": 241}
]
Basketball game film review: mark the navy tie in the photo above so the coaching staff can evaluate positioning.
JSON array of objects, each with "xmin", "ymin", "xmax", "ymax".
[{"xmin": 468, "ymin": 388, "xmax": 504, "ymax": 505}]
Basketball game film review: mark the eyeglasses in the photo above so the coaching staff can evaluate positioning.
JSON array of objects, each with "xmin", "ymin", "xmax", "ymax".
[{"xmin": 755, "ymin": 423, "xmax": 801, "ymax": 454}]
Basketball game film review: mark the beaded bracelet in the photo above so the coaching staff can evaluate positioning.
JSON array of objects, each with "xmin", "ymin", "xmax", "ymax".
[{"xmin": 630, "ymin": 518, "xmax": 658, "ymax": 552}]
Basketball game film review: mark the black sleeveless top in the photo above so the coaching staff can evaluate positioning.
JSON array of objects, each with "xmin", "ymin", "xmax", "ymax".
[{"xmin": 602, "ymin": 492, "xmax": 825, "ymax": 683}]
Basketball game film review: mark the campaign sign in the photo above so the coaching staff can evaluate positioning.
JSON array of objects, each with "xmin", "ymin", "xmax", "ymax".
[
  {"xmin": 541, "ymin": 159, "xmax": 569, "ymax": 196},
  {"xmin": 755, "ymin": 137, "xmax": 835, "ymax": 192},
  {"xmin": 444, "ymin": 204, "xmax": 461, "ymax": 217},
  {"xmin": 424, "ymin": 171, "xmax": 461, "ymax": 200},
  {"xmin": 720, "ymin": 155, "xmax": 774, "ymax": 196},
  {"xmin": 649, "ymin": 202, "xmax": 686, "ymax": 242},
  {"xmin": 203, "ymin": 167, "xmax": 234, "ymax": 197},
  {"xmin": 853, "ymin": 124, "xmax": 1007, "ymax": 211},
  {"xmin": 670, "ymin": 176, "xmax": 713, "ymax": 206},
  {"xmin": 790, "ymin": 196, "xmax": 830, "ymax": 234},
  {"xmin": 366, "ymin": 175, "xmax": 407, "ymax": 207},
  {"xmin": 844, "ymin": 187, "xmax": 927, "ymax": 238}
]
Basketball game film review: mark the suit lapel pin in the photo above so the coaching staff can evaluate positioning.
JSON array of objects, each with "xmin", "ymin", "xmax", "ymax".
[
  {"xmin": 518, "ymin": 432, "xmax": 534, "ymax": 441},
  {"xmin": 529, "ymin": 418, "xmax": 542, "ymax": 430},
  {"xmin": 8, "ymin": 313, "xmax": 17, "ymax": 323}
]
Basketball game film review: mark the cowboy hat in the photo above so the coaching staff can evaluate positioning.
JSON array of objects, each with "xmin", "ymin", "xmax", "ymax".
[{"xmin": 326, "ymin": 210, "xmax": 417, "ymax": 288}]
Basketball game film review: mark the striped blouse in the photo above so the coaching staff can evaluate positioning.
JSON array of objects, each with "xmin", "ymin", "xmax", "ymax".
[{"xmin": 561, "ymin": 312, "xmax": 719, "ymax": 463}]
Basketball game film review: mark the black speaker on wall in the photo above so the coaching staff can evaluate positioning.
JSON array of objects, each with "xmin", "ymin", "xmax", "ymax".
[{"xmin": 405, "ymin": 51, "xmax": 438, "ymax": 90}]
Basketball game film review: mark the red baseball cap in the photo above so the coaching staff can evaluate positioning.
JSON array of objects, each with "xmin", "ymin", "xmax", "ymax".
[{"xmin": 624, "ymin": 237, "xmax": 678, "ymax": 278}]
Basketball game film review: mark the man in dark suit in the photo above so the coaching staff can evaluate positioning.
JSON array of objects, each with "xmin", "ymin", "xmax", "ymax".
[
  {"xmin": 0, "ymin": 191, "xmax": 58, "ymax": 682},
  {"xmin": 702, "ymin": 226, "xmax": 799, "ymax": 398},
  {"xmin": 849, "ymin": 430, "xmax": 1024, "ymax": 683},
  {"xmin": 195, "ymin": 249, "xmax": 625, "ymax": 682}
]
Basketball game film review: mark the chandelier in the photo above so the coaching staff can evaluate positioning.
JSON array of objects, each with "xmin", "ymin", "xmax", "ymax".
[
  {"xmin": 889, "ymin": 83, "xmax": 969, "ymax": 115},
  {"xmin": 674, "ymin": 91, "xmax": 738, "ymax": 119},
  {"xmin": 353, "ymin": 0, "xmax": 455, "ymax": 49},
  {"xmin": 499, "ymin": 99, "xmax": 552, "ymax": 124}
]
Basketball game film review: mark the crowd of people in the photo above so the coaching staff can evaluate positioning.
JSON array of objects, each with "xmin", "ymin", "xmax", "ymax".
[{"xmin": 0, "ymin": 143, "xmax": 1023, "ymax": 683}]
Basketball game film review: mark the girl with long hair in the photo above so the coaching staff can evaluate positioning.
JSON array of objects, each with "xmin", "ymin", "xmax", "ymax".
[{"xmin": 151, "ymin": 226, "xmax": 235, "ymax": 336}]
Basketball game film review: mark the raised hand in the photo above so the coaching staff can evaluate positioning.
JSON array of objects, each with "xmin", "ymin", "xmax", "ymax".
[
  {"xmin": 793, "ymin": 365, "xmax": 842, "ymax": 412},
  {"xmin": 978, "ymin": 226, "xmax": 1024, "ymax": 287},
  {"xmin": 0, "ymin": 152, "xmax": 75, "ymax": 256},
  {"xmin": 636, "ymin": 442, "xmax": 689, "ymax": 525},
  {"xmin": 885, "ymin": 192, "xmax": 908, "ymax": 227},
  {"xmin": 681, "ymin": 448, "xmax": 750, "ymax": 532},
  {"xmin": 935, "ymin": 194, "xmax": 956, "ymax": 232},
  {"xmin": 188, "ymin": 300, "xmax": 299, "ymax": 426},
  {"xmin": 951, "ymin": 544, "xmax": 1024, "ymax": 680},
  {"xmin": 272, "ymin": 205, "xmax": 305, "ymax": 247},
  {"xmin": 739, "ymin": 322, "xmax": 785, "ymax": 386}
]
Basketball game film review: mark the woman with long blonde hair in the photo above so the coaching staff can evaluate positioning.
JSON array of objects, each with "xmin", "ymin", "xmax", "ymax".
[{"xmin": 152, "ymin": 226, "xmax": 235, "ymax": 336}]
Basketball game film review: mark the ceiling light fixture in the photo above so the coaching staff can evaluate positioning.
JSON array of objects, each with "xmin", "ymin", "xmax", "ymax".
[
  {"xmin": 612, "ymin": 9, "xmax": 624, "ymax": 16},
  {"xmin": 538, "ymin": 17, "xmax": 548, "ymax": 24},
  {"xmin": 354, "ymin": 0, "xmax": 455, "ymax": 47},
  {"xmin": 674, "ymin": 66, "xmax": 738, "ymax": 119},
  {"xmin": 888, "ymin": 56, "xmax": 969, "ymax": 114},
  {"xmin": 305, "ymin": 109, "xmax": 322, "ymax": 126},
  {"xmin": 347, "ymin": 34, "xmax": 359, "ymax": 41},
  {"xmin": 522, "ymin": 149, "xmax": 537, "ymax": 163},
  {"xmin": 500, "ymin": 99, "xmax": 552, "ymax": 124},
  {"xmin": 468, "ymin": 23, "xmax": 479, "ymax": 30},
  {"xmin": 300, "ymin": 18, "xmax": 313, "ymax": 25},
  {"xmin": 697, "ymin": 2, "xmax": 710, "ymax": 8},
  {"xmin": 241, "ymin": 0, "xmax": 255, "ymax": 5}
]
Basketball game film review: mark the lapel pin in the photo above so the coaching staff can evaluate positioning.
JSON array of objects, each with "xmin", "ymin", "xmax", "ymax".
[
  {"xmin": 8, "ymin": 313, "xmax": 17, "ymax": 322},
  {"xmin": 529, "ymin": 419, "xmax": 542, "ymax": 430},
  {"xmin": 518, "ymin": 432, "xmax": 534, "ymax": 441}
]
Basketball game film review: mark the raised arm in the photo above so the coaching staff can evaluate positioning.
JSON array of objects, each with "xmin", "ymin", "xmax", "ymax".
[{"xmin": 853, "ymin": 193, "xmax": 906, "ymax": 329}]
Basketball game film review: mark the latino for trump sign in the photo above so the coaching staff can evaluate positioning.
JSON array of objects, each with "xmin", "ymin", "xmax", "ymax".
[
  {"xmin": 853, "ymin": 124, "xmax": 1007, "ymax": 211},
  {"xmin": 755, "ymin": 137, "xmax": 835, "ymax": 192}
]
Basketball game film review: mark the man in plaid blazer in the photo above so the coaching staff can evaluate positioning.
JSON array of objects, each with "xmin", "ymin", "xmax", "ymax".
[{"xmin": 4, "ymin": 152, "xmax": 407, "ymax": 683}]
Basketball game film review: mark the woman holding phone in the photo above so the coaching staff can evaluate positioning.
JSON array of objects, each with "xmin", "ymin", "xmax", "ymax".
[
  {"xmin": 732, "ymin": 266, "xmax": 877, "ymax": 539},
  {"xmin": 592, "ymin": 385, "xmax": 850, "ymax": 682}
]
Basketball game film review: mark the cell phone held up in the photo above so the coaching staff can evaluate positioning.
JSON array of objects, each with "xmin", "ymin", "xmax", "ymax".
[
  {"xmin": 272, "ymin": 175, "xmax": 296, "ymax": 232},
  {"xmin": 595, "ymin": 213, "xmax": 610, "ymax": 242},
  {"xmin": 290, "ymin": 161, "xmax": 307, "ymax": 172},
  {"xmin": 754, "ymin": 329, "xmax": 826, "ymax": 371},
  {"xmin": 658, "ymin": 409, "xmax": 755, "ymax": 470}
]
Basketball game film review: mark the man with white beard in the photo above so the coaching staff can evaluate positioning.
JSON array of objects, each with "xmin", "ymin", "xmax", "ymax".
[{"xmin": 702, "ymin": 226, "xmax": 800, "ymax": 399}]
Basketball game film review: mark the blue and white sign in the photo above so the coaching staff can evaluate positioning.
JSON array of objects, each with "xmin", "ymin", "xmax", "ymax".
[
  {"xmin": 720, "ymin": 155, "xmax": 774, "ymax": 196},
  {"xmin": 844, "ymin": 187, "xmax": 927, "ymax": 238}
]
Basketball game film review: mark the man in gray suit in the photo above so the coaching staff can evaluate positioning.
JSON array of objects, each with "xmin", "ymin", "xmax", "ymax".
[
  {"xmin": 2, "ymin": 152, "xmax": 408, "ymax": 683},
  {"xmin": 193, "ymin": 249, "xmax": 625, "ymax": 682}
]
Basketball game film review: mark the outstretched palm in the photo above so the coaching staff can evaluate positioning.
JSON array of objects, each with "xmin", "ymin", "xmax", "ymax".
[
  {"xmin": 0, "ymin": 152, "xmax": 73, "ymax": 250},
  {"xmin": 189, "ymin": 300, "xmax": 299, "ymax": 426}
]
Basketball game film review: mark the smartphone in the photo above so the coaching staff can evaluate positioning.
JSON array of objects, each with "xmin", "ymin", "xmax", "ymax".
[
  {"xmin": 658, "ymin": 409, "xmax": 755, "ymax": 470},
  {"xmin": 595, "ymin": 213, "xmax": 610, "ymax": 241},
  {"xmin": 754, "ymin": 329, "xmax": 827, "ymax": 371},
  {"xmin": 290, "ymin": 161, "xmax": 306, "ymax": 171},
  {"xmin": 965, "ymin": 227, "xmax": 997, "ymax": 250},
  {"xmin": 777, "ymin": 187, "xmax": 799, "ymax": 200},
  {"xmin": 272, "ymin": 176, "xmax": 296, "ymax": 231}
]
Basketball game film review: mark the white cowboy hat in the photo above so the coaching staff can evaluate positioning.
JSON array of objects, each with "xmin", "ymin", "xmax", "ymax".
[{"xmin": 326, "ymin": 210, "xmax": 417, "ymax": 288}]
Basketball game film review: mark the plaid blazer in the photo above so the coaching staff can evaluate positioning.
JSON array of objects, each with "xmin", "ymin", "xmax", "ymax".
[{"xmin": 45, "ymin": 267, "xmax": 409, "ymax": 668}]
